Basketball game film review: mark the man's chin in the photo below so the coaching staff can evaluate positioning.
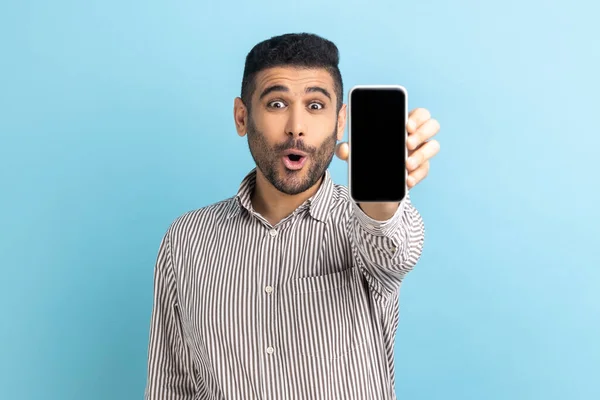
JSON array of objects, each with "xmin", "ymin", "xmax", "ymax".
[
  {"xmin": 269, "ymin": 172, "xmax": 307, "ymax": 195},
  {"xmin": 275, "ymin": 177, "xmax": 308, "ymax": 195}
]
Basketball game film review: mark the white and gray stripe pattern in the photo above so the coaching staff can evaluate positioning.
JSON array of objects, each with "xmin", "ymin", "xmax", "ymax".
[{"xmin": 145, "ymin": 168, "xmax": 425, "ymax": 400}]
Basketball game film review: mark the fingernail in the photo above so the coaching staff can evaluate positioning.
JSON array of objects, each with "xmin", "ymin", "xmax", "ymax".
[
  {"xmin": 408, "ymin": 120, "xmax": 416, "ymax": 130},
  {"xmin": 407, "ymin": 157, "xmax": 415, "ymax": 169}
]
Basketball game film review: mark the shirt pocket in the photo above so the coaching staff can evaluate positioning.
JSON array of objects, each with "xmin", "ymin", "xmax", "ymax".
[{"xmin": 282, "ymin": 267, "xmax": 366, "ymax": 360}]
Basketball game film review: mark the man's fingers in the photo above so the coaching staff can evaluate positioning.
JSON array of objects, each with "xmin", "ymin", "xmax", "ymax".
[
  {"xmin": 336, "ymin": 142, "xmax": 349, "ymax": 161},
  {"xmin": 407, "ymin": 140, "xmax": 440, "ymax": 171},
  {"xmin": 408, "ymin": 160, "xmax": 430, "ymax": 188},
  {"xmin": 408, "ymin": 118, "xmax": 440, "ymax": 150},
  {"xmin": 407, "ymin": 108, "xmax": 431, "ymax": 133}
]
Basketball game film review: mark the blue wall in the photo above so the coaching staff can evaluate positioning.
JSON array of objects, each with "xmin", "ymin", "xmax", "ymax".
[{"xmin": 1, "ymin": 1, "xmax": 598, "ymax": 399}]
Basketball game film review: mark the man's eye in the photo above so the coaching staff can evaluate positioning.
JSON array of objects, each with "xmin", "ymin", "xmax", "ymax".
[
  {"xmin": 309, "ymin": 102, "xmax": 324, "ymax": 110},
  {"xmin": 268, "ymin": 101, "xmax": 285, "ymax": 109}
]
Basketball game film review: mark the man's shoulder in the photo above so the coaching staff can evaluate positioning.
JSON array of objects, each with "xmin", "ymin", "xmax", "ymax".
[
  {"xmin": 330, "ymin": 181, "xmax": 352, "ymax": 213},
  {"xmin": 332, "ymin": 181, "xmax": 350, "ymax": 200},
  {"xmin": 165, "ymin": 196, "xmax": 236, "ymax": 239}
]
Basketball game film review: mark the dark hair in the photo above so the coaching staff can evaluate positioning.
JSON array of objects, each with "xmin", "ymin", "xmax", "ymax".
[{"xmin": 241, "ymin": 33, "xmax": 344, "ymax": 114}]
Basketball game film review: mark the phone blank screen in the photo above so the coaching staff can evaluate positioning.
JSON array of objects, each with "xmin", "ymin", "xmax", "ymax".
[{"xmin": 349, "ymin": 87, "xmax": 406, "ymax": 202}]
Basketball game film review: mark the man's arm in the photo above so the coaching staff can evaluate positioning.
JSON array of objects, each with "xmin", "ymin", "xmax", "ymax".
[
  {"xmin": 145, "ymin": 232, "xmax": 196, "ymax": 400},
  {"xmin": 335, "ymin": 107, "xmax": 438, "ymax": 298},
  {"xmin": 349, "ymin": 193, "xmax": 425, "ymax": 299}
]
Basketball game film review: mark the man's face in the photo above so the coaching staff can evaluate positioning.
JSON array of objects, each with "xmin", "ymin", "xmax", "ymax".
[{"xmin": 240, "ymin": 67, "xmax": 345, "ymax": 195}]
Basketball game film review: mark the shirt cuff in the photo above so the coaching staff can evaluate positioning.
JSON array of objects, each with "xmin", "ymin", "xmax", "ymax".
[{"xmin": 351, "ymin": 196, "xmax": 408, "ymax": 238}]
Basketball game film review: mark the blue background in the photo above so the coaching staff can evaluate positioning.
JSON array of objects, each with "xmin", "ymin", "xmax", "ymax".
[{"xmin": 1, "ymin": 0, "xmax": 598, "ymax": 399}]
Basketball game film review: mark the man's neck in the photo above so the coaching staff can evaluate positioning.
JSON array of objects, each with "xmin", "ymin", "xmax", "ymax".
[{"xmin": 251, "ymin": 169, "xmax": 323, "ymax": 227}]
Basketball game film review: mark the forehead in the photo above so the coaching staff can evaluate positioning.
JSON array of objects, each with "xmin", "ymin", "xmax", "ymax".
[{"xmin": 253, "ymin": 66, "xmax": 335, "ymax": 97}]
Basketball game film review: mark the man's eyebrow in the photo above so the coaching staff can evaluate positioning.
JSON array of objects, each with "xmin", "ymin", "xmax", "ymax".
[
  {"xmin": 259, "ymin": 85, "xmax": 289, "ymax": 100},
  {"xmin": 305, "ymin": 86, "xmax": 332, "ymax": 101},
  {"xmin": 258, "ymin": 85, "xmax": 332, "ymax": 101}
]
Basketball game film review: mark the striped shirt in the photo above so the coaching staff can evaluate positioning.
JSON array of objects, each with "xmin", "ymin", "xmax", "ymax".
[{"xmin": 144, "ymin": 167, "xmax": 425, "ymax": 400}]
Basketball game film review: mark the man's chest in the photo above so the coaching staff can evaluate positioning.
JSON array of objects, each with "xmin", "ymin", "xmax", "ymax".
[{"xmin": 174, "ymin": 217, "xmax": 374, "ymax": 362}]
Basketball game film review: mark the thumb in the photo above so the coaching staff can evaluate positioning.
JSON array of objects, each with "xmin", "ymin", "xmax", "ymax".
[{"xmin": 335, "ymin": 142, "xmax": 349, "ymax": 162}]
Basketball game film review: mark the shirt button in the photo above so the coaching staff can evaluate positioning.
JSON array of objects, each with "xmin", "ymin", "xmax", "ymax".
[
  {"xmin": 366, "ymin": 224, "xmax": 375, "ymax": 230},
  {"xmin": 266, "ymin": 346, "xmax": 275, "ymax": 355},
  {"xmin": 265, "ymin": 285, "xmax": 273, "ymax": 294},
  {"xmin": 391, "ymin": 246, "xmax": 397, "ymax": 253},
  {"xmin": 269, "ymin": 229, "xmax": 278, "ymax": 237}
]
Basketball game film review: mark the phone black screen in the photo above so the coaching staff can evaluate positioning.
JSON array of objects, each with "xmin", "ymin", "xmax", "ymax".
[{"xmin": 349, "ymin": 87, "xmax": 407, "ymax": 202}]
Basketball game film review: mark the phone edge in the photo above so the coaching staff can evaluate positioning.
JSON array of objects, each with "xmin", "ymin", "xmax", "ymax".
[{"xmin": 347, "ymin": 84, "xmax": 408, "ymax": 204}]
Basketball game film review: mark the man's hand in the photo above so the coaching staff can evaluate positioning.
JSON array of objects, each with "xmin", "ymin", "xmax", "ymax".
[{"xmin": 336, "ymin": 107, "xmax": 440, "ymax": 220}]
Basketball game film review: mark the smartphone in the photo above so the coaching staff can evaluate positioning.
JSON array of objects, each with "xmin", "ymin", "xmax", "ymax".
[{"xmin": 348, "ymin": 85, "xmax": 408, "ymax": 203}]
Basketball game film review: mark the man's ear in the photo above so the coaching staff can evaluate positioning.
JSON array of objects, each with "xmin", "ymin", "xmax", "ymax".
[
  {"xmin": 336, "ymin": 103, "xmax": 347, "ymax": 141},
  {"xmin": 234, "ymin": 97, "xmax": 248, "ymax": 137}
]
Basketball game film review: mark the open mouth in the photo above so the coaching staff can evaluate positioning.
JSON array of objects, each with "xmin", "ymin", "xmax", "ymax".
[{"xmin": 282, "ymin": 152, "xmax": 308, "ymax": 170}]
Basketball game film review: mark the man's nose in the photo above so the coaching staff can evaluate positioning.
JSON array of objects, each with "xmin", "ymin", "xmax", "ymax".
[{"xmin": 285, "ymin": 105, "xmax": 306, "ymax": 137}]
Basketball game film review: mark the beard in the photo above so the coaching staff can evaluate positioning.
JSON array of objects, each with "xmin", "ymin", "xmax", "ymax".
[{"xmin": 246, "ymin": 116, "xmax": 337, "ymax": 195}]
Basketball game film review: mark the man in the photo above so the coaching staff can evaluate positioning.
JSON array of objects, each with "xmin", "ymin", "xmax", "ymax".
[{"xmin": 145, "ymin": 32, "xmax": 440, "ymax": 399}]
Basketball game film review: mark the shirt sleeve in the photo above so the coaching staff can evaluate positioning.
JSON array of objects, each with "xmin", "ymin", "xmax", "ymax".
[
  {"xmin": 349, "ymin": 192, "xmax": 425, "ymax": 299},
  {"xmin": 144, "ymin": 232, "xmax": 197, "ymax": 400}
]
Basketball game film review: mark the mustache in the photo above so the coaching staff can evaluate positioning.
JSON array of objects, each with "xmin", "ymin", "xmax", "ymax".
[{"xmin": 274, "ymin": 138, "xmax": 316, "ymax": 154}]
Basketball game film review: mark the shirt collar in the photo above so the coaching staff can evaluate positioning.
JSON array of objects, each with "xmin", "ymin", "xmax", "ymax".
[{"xmin": 226, "ymin": 167, "xmax": 334, "ymax": 223}]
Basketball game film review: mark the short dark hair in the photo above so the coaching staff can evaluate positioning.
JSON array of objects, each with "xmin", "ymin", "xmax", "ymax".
[{"xmin": 241, "ymin": 33, "xmax": 344, "ymax": 114}]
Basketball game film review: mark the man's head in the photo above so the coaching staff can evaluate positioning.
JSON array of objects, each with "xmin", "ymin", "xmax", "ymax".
[{"xmin": 234, "ymin": 33, "xmax": 347, "ymax": 196}]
